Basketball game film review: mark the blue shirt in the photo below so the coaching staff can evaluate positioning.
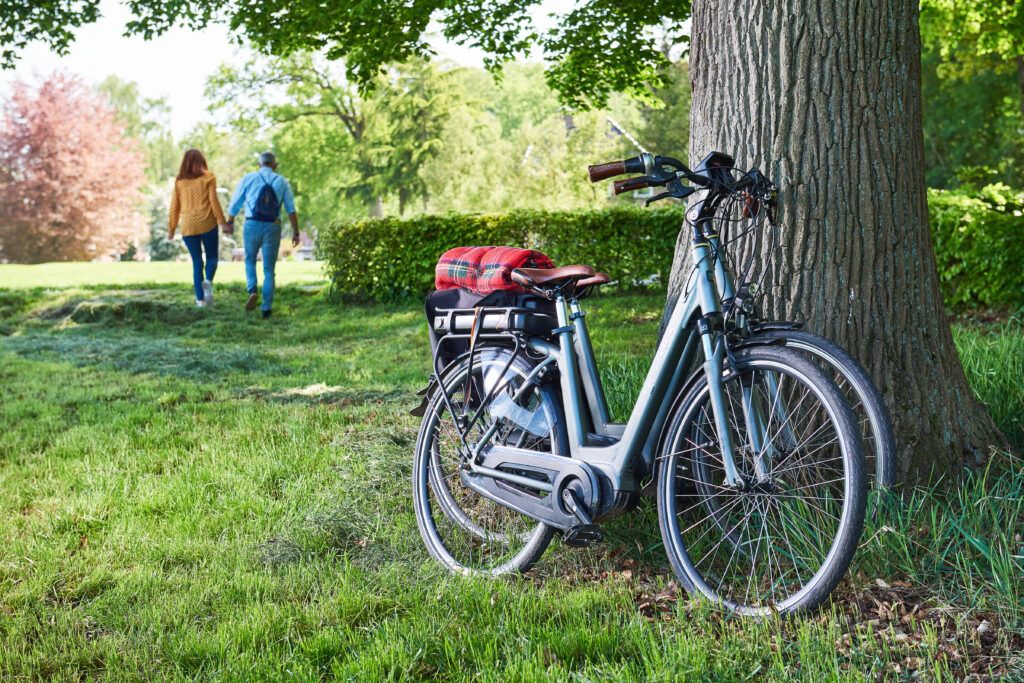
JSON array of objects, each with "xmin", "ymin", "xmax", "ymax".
[{"xmin": 227, "ymin": 166, "xmax": 296, "ymax": 220}]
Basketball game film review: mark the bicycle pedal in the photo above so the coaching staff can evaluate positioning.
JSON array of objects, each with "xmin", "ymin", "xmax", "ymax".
[{"xmin": 563, "ymin": 524, "xmax": 603, "ymax": 548}]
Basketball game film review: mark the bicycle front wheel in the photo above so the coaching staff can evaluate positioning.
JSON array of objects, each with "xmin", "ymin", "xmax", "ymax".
[{"xmin": 657, "ymin": 345, "xmax": 866, "ymax": 616}]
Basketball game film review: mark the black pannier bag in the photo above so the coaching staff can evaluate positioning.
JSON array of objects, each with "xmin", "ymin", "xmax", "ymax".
[{"xmin": 424, "ymin": 288, "xmax": 556, "ymax": 372}]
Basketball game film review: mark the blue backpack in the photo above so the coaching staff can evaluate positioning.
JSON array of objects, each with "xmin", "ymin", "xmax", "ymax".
[{"xmin": 251, "ymin": 175, "xmax": 282, "ymax": 222}]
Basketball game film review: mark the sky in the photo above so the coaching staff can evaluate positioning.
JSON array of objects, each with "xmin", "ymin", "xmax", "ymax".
[{"xmin": 0, "ymin": 0, "xmax": 564, "ymax": 138}]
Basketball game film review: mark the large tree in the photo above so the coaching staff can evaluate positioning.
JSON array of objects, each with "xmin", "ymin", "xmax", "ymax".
[
  {"xmin": 663, "ymin": 0, "xmax": 1000, "ymax": 478},
  {"xmin": 5, "ymin": 2, "xmax": 1004, "ymax": 476},
  {"xmin": 0, "ymin": 71, "xmax": 146, "ymax": 263}
]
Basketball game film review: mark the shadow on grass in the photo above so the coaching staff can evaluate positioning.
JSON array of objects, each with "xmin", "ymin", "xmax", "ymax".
[
  {"xmin": 239, "ymin": 384, "xmax": 409, "ymax": 406},
  {"xmin": 1, "ymin": 333, "xmax": 292, "ymax": 381}
]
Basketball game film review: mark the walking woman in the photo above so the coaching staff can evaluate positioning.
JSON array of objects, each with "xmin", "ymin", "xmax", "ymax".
[{"xmin": 169, "ymin": 149, "xmax": 228, "ymax": 306}]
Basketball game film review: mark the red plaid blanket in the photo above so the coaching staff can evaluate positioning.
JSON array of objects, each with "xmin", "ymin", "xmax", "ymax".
[{"xmin": 435, "ymin": 246, "xmax": 554, "ymax": 294}]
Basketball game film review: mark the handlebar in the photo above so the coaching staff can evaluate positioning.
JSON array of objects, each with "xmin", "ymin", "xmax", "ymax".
[
  {"xmin": 587, "ymin": 155, "xmax": 648, "ymax": 182},
  {"xmin": 589, "ymin": 153, "xmax": 711, "ymax": 189},
  {"xmin": 589, "ymin": 151, "xmax": 777, "ymax": 213},
  {"xmin": 612, "ymin": 176, "xmax": 652, "ymax": 195}
]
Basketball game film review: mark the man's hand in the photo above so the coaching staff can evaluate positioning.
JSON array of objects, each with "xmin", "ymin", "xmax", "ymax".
[
  {"xmin": 223, "ymin": 217, "xmax": 235, "ymax": 235},
  {"xmin": 288, "ymin": 212, "xmax": 300, "ymax": 248}
]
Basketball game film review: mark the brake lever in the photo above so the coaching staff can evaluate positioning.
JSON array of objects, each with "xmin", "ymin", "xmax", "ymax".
[
  {"xmin": 644, "ymin": 192, "xmax": 673, "ymax": 207},
  {"xmin": 644, "ymin": 183, "xmax": 696, "ymax": 206}
]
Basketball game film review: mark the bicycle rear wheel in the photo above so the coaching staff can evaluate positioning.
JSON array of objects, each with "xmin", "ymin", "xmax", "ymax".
[
  {"xmin": 754, "ymin": 329, "xmax": 896, "ymax": 491},
  {"xmin": 413, "ymin": 347, "xmax": 566, "ymax": 575},
  {"xmin": 657, "ymin": 345, "xmax": 866, "ymax": 616}
]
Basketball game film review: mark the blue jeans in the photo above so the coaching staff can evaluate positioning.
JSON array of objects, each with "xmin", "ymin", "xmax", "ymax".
[
  {"xmin": 182, "ymin": 228, "xmax": 218, "ymax": 301},
  {"xmin": 243, "ymin": 220, "xmax": 282, "ymax": 311}
]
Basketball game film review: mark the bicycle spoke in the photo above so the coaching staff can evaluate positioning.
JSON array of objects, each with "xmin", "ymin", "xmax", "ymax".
[{"xmin": 659, "ymin": 350, "xmax": 861, "ymax": 615}]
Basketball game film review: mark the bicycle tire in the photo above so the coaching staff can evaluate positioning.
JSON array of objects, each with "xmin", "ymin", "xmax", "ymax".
[
  {"xmin": 657, "ymin": 345, "xmax": 866, "ymax": 616},
  {"xmin": 754, "ymin": 329, "xmax": 896, "ymax": 491},
  {"xmin": 413, "ymin": 347, "xmax": 566, "ymax": 575}
]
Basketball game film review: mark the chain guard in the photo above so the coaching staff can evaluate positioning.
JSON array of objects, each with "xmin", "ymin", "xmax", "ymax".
[{"xmin": 459, "ymin": 445, "xmax": 601, "ymax": 531}]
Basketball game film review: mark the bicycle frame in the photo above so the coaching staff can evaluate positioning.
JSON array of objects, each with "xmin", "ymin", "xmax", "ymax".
[
  {"xmin": 464, "ymin": 224, "xmax": 745, "ymax": 496},
  {"xmin": 448, "ymin": 176, "xmax": 788, "ymax": 512}
]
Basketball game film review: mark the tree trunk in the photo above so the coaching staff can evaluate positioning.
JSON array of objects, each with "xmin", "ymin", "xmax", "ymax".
[
  {"xmin": 1015, "ymin": 55, "xmax": 1024, "ymax": 121},
  {"xmin": 664, "ymin": 0, "xmax": 1001, "ymax": 481}
]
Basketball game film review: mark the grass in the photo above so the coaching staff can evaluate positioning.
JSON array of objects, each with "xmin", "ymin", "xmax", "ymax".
[
  {"xmin": 0, "ymin": 267, "xmax": 1021, "ymax": 680},
  {"xmin": 0, "ymin": 260, "xmax": 326, "ymax": 289}
]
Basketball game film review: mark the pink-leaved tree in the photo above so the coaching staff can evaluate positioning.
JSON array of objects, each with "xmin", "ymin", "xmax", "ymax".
[{"xmin": 0, "ymin": 71, "xmax": 147, "ymax": 263}]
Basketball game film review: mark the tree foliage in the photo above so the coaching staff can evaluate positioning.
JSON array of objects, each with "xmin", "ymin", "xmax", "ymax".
[
  {"xmin": 0, "ymin": 71, "xmax": 147, "ymax": 263},
  {"xmin": 95, "ymin": 75, "xmax": 179, "ymax": 184},
  {"xmin": 209, "ymin": 53, "xmax": 470, "ymax": 219},
  {"xmin": 3, "ymin": 0, "xmax": 689, "ymax": 109},
  {"xmin": 0, "ymin": 0, "xmax": 101, "ymax": 67},
  {"xmin": 919, "ymin": 4, "xmax": 1024, "ymax": 187},
  {"xmin": 921, "ymin": 0, "xmax": 1024, "ymax": 68}
]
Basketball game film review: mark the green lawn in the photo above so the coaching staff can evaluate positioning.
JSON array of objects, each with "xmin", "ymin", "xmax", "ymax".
[
  {"xmin": 0, "ymin": 268, "xmax": 1021, "ymax": 680},
  {"xmin": 0, "ymin": 260, "xmax": 327, "ymax": 289}
]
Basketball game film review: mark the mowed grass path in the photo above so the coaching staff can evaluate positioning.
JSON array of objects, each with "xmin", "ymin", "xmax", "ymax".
[
  {"xmin": 0, "ymin": 264, "xmax": 1021, "ymax": 680},
  {"xmin": 0, "ymin": 261, "xmax": 326, "ymax": 289}
]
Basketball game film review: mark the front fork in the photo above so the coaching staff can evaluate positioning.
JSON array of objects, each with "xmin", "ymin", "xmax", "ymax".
[
  {"xmin": 699, "ymin": 329, "xmax": 743, "ymax": 487},
  {"xmin": 701, "ymin": 229, "xmax": 785, "ymax": 485},
  {"xmin": 692, "ymin": 236, "xmax": 746, "ymax": 489}
]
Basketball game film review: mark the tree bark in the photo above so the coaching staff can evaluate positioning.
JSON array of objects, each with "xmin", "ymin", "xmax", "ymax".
[
  {"xmin": 1015, "ymin": 55, "xmax": 1024, "ymax": 121},
  {"xmin": 664, "ymin": 0, "xmax": 1001, "ymax": 481}
]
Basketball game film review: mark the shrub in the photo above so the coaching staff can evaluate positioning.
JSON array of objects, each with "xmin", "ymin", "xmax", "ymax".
[
  {"xmin": 929, "ymin": 184, "xmax": 1024, "ymax": 311},
  {"xmin": 317, "ymin": 206, "xmax": 686, "ymax": 301},
  {"xmin": 318, "ymin": 189, "xmax": 1024, "ymax": 311}
]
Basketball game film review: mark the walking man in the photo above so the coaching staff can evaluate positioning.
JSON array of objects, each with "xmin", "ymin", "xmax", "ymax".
[{"xmin": 225, "ymin": 152, "xmax": 300, "ymax": 319}]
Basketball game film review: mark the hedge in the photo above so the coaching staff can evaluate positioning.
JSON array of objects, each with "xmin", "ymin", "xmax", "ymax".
[
  {"xmin": 928, "ymin": 184, "xmax": 1024, "ymax": 312},
  {"xmin": 319, "ymin": 191, "xmax": 1024, "ymax": 311},
  {"xmin": 317, "ymin": 206, "xmax": 686, "ymax": 301}
]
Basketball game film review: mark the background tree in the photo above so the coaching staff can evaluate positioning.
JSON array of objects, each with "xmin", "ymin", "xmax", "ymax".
[
  {"xmin": 208, "ymin": 53, "xmax": 465, "ymax": 219},
  {"xmin": 95, "ymin": 75, "xmax": 179, "ymax": 184},
  {"xmin": 920, "ymin": 0, "xmax": 1024, "ymax": 118},
  {"xmin": 0, "ymin": 71, "xmax": 146, "ymax": 263},
  {"xmin": 637, "ymin": 59, "xmax": 690, "ymax": 162},
  {"xmin": 919, "ymin": 4, "xmax": 1024, "ymax": 188}
]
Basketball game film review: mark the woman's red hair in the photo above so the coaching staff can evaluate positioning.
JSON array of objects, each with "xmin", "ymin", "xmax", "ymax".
[{"xmin": 176, "ymin": 148, "xmax": 209, "ymax": 180}]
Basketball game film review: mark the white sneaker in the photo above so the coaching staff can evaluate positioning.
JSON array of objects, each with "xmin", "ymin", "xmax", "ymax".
[
  {"xmin": 202, "ymin": 280, "xmax": 213, "ymax": 307},
  {"xmin": 196, "ymin": 300, "xmax": 205, "ymax": 307}
]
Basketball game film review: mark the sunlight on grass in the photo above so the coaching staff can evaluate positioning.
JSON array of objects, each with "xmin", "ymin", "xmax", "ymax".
[
  {"xmin": 0, "ymin": 260, "xmax": 328, "ymax": 289},
  {"xmin": 0, "ymin": 281, "xmax": 1021, "ymax": 680}
]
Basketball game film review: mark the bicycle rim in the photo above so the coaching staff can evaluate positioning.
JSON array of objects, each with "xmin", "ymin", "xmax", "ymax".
[
  {"xmin": 658, "ymin": 347, "xmax": 866, "ymax": 615},
  {"xmin": 413, "ymin": 350, "xmax": 561, "ymax": 575}
]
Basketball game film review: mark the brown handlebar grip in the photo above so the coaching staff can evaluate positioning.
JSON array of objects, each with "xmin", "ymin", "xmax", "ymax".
[
  {"xmin": 587, "ymin": 160, "xmax": 627, "ymax": 182},
  {"xmin": 613, "ymin": 177, "xmax": 651, "ymax": 195}
]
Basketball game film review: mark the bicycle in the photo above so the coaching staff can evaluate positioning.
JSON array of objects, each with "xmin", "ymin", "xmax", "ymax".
[
  {"xmin": 615, "ymin": 152, "xmax": 897, "ymax": 497},
  {"xmin": 412, "ymin": 152, "xmax": 867, "ymax": 616}
]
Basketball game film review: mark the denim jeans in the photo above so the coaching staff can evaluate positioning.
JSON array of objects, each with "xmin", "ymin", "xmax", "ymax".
[
  {"xmin": 243, "ymin": 219, "xmax": 282, "ymax": 311},
  {"xmin": 182, "ymin": 228, "xmax": 218, "ymax": 301}
]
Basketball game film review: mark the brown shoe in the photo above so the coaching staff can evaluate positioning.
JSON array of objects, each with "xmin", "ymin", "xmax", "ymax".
[{"xmin": 245, "ymin": 293, "xmax": 258, "ymax": 311}]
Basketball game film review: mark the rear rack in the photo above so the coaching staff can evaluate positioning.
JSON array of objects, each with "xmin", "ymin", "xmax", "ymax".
[{"xmin": 432, "ymin": 306, "xmax": 556, "ymax": 337}]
